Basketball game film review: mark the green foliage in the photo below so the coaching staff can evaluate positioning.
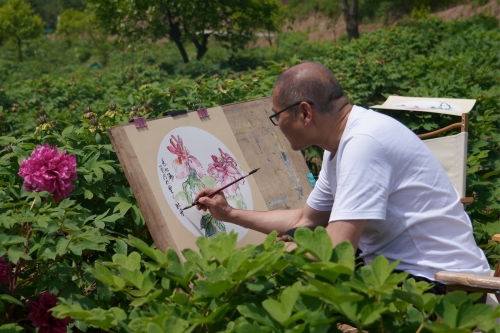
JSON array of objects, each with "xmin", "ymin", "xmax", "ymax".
[
  {"xmin": 0, "ymin": 0, "xmax": 43, "ymax": 62},
  {"xmin": 87, "ymin": 0, "xmax": 283, "ymax": 63},
  {"xmin": 0, "ymin": 14, "xmax": 498, "ymax": 332},
  {"xmin": 56, "ymin": 9, "xmax": 87, "ymax": 41},
  {"xmin": 26, "ymin": 0, "xmax": 85, "ymax": 30},
  {"xmin": 50, "ymin": 230, "xmax": 500, "ymax": 332}
]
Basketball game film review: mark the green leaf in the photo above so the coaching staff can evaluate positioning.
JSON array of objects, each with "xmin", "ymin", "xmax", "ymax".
[
  {"xmin": 126, "ymin": 236, "xmax": 167, "ymax": 265},
  {"xmin": 56, "ymin": 237, "xmax": 71, "ymax": 256},
  {"xmin": 51, "ymin": 304, "xmax": 92, "ymax": 321},
  {"xmin": 294, "ymin": 227, "xmax": 332, "ymax": 262},
  {"xmin": 196, "ymin": 231, "xmax": 238, "ymax": 263},
  {"xmin": 262, "ymin": 285, "xmax": 299, "ymax": 324},
  {"xmin": 359, "ymin": 303, "xmax": 387, "ymax": 326},
  {"xmin": 300, "ymin": 261, "xmax": 353, "ymax": 283},
  {"xmin": 0, "ymin": 235, "xmax": 26, "ymax": 247},
  {"xmin": 90, "ymin": 264, "xmax": 125, "ymax": 290},
  {"xmin": 7, "ymin": 246, "xmax": 31, "ymax": 264},
  {"xmin": 114, "ymin": 239, "xmax": 127, "ymax": 255},
  {"xmin": 119, "ymin": 268, "xmax": 143, "ymax": 289},
  {"xmin": 370, "ymin": 256, "xmax": 399, "ymax": 285},
  {"xmin": 0, "ymin": 295, "xmax": 24, "ymax": 307},
  {"xmin": 406, "ymin": 306, "xmax": 423, "ymax": 325},
  {"xmin": 84, "ymin": 189, "xmax": 93, "ymax": 200},
  {"xmin": 61, "ymin": 126, "xmax": 74, "ymax": 137},
  {"xmin": 0, "ymin": 323, "xmax": 25, "ymax": 332},
  {"xmin": 435, "ymin": 298, "xmax": 458, "ymax": 328},
  {"xmin": 163, "ymin": 317, "xmax": 189, "ymax": 333},
  {"xmin": 112, "ymin": 252, "xmax": 141, "ymax": 271},
  {"xmin": 130, "ymin": 289, "xmax": 163, "ymax": 308},
  {"xmin": 194, "ymin": 266, "xmax": 233, "ymax": 297},
  {"xmin": 146, "ymin": 322, "xmax": 163, "ymax": 333},
  {"xmin": 191, "ymin": 303, "xmax": 229, "ymax": 324},
  {"xmin": 237, "ymin": 303, "xmax": 280, "ymax": 330},
  {"xmin": 140, "ymin": 270, "xmax": 156, "ymax": 294},
  {"xmin": 84, "ymin": 308, "xmax": 115, "ymax": 329}
]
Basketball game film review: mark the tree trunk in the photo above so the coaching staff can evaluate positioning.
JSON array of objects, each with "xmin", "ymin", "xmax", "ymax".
[
  {"xmin": 16, "ymin": 36, "xmax": 23, "ymax": 62},
  {"xmin": 192, "ymin": 34, "xmax": 209, "ymax": 61},
  {"xmin": 265, "ymin": 30, "xmax": 273, "ymax": 47},
  {"xmin": 166, "ymin": 11, "xmax": 189, "ymax": 63},
  {"xmin": 339, "ymin": 0, "xmax": 359, "ymax": 41}
]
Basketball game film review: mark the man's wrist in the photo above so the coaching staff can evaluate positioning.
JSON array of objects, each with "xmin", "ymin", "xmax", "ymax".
[{"xmin": 226, "ymin": 206, "xmax": 239, "ymax": 224}]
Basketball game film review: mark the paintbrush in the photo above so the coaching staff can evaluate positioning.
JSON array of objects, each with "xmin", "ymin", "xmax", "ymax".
[{"xmin": 182, "ymin": 168, "xmax": 260, "ymax": 210}]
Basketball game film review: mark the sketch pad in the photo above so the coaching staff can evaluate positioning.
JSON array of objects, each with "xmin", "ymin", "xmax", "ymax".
[
  {"xmin": 108, "ymin": 97, "xmax": 313, "ymax": 255},
  {"xmin": 370, "ymin": 96, "xmax": 475, "ymax": 117}
]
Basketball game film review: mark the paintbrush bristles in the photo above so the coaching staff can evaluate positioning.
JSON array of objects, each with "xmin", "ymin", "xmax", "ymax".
[{"xmin": 248, "ymin": 168, "xmax": 260, "ymax": 175}]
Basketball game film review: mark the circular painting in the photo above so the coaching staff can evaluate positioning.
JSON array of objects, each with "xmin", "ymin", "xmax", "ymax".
[{"xmin": 157, "ymin": 126, "xmax": 251, "ymax": 241}]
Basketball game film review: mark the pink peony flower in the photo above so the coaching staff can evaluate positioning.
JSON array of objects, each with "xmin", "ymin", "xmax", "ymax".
[
  {"xmin": 26, "ymin": 292, "xmax": 71, "ymax": 333},
  {"xmin": 207, "ymin": 148, "xmax": 244, "ymax": 197},
  {"xmin": 0, "ymin": 257, "xmax": 8, "ymax": 284},
  {"xmin": 18, "ymin": 144, "xmax": 77, "ymax": 203},
  {"xmin": 167, "ymin": 135, "xmax": 204, "ymax": 179}
]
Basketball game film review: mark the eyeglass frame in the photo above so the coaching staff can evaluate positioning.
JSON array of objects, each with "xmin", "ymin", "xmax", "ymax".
[{"xmin": 269, "ymin": 100, "xmax": 314, "ymax": 126}]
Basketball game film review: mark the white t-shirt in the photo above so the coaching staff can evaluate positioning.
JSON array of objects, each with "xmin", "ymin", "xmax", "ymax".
[{"xmin": 307, "ymin": 106, "xmax": 490, "ymax": 280}]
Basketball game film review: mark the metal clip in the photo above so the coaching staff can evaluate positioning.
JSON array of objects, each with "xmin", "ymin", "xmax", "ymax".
[
  {"xmin": 133, "ymin": 117, "xmax": 147, "ymax": 129},
  {"xmin": 196, "ymin": 98, "xmax": 209, "ymax": 118}
]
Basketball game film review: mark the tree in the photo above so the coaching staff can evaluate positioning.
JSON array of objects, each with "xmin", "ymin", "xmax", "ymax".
[
  {"xmin": 241, "ymin": 0, "xmax": 284, "ymax": 47},
  {"xmin": 0, "ymin": 0, "xmax": 44, "ymax": 62},
  {"xmin": 89, "ymin": 0, "xmax": 282, "ymax": 63},
  {"xmin": 339, "ymin": 0, "xmax": 359, "ymax": 41},
  {"xmin": 26, "ymin": 0, "xmax": 85, "ymax": 30},
  {"xmin": 56, "ymin": 8, "xmax": 87, "ymax": 47}
]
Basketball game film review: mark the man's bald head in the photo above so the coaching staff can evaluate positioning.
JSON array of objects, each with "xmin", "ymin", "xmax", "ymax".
[{"xmin": 274, "ymin": 62, "xmax": 347, "ymax": 114}]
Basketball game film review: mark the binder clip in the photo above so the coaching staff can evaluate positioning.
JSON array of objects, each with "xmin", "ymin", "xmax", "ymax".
[
  {"xmin": 196, "ymin": 98, "xmax": 209, "ymax": 118},
  {"xmin": 133, "ymin": 117, "xmax": 147, "ymax": 129}
]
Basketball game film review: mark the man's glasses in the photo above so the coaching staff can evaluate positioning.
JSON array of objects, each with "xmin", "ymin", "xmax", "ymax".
[{"xmin": 269, "ymin": 101, "xmax": 314, "ymax": 126}]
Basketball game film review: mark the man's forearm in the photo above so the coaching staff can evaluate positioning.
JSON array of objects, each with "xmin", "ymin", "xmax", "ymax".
[{"xmin": 227, "ymin": 208, "xmax": 303, "ymax": 235}]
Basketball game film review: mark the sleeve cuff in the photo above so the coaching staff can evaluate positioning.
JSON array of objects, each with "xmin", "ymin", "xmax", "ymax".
[{"xmin": 329, "ymin": 210, "xmax": 386, "ymax": 222}]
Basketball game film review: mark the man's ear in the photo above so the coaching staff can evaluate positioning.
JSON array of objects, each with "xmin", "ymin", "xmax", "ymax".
[{"xmin": 301, "ymin": 103, "xmax": 313, "ymax": 126}]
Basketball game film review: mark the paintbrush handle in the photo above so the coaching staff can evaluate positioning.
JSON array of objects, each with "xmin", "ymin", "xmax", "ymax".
[
  {"xmin": 182, "ymin": 168, "xmax": 260, "ymax": 210},
  {"xmin": 190, "ymin": 174, "xmax": 249, "ymax": 206}
]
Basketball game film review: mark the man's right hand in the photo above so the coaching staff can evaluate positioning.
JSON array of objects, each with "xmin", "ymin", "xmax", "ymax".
[{"xmin": 194, "ymin": 189, "xmax": 234, "ymax": 222}]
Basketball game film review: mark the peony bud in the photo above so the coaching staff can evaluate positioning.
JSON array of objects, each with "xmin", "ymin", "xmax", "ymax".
[{"xmin": 36, "ymin": 114, "xmax": 47, "ymax": 124}]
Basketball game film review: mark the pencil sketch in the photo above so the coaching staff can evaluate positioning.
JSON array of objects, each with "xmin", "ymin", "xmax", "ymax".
[
  {"xmin": 392, "ymin": 100, "xmax": 462, "ymax": 112},
  {"xmin": 157, "ymin": 126, "xmax": 251, "ymax": 240}
]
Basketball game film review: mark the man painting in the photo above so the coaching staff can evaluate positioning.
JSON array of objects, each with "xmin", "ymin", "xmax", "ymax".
[{"xmin": 194, "ymin": 61, "xmax": 490, "ymax": 294}]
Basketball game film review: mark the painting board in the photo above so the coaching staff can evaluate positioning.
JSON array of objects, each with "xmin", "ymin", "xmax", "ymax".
[{"xmin": 108, "ymin": 98, "xmax": 313, "ymax": 255}]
